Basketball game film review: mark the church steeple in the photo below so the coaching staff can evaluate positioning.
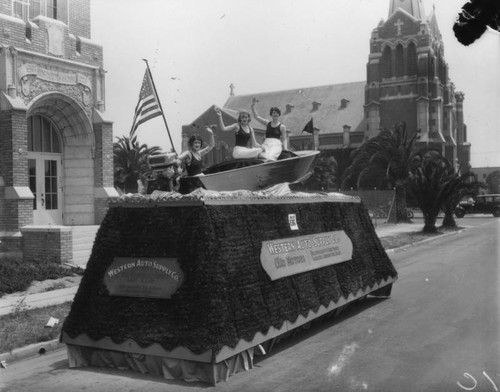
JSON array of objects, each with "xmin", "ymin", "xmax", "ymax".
[{"xmin": 388, "ymin": 0, "xmax": 426, "ymax": 20}]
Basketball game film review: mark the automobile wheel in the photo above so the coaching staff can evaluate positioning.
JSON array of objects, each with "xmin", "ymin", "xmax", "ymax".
[
  {"xmin": 493, "ymin": 208, "xmax": 500, "ymax": 218},
  {"xmin": 406, "ymin": 209, "xmax": 414, "ymax": 219},
  {"xmin": 455, "ymin": 208, "xmax": 465, "ymax": 218}
]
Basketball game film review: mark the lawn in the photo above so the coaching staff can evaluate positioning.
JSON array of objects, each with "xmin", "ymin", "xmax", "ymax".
[
  {"xmin": 379, "ymin": 226, "xmax": 460, "ymax": 250},
  {"xmin": 0, "ymin": 302, "xmax": 71, "ymax": 353}
]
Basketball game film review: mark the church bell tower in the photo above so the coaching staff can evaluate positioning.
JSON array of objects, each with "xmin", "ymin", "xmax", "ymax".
[{"xmin": 364, "ymin": 0, "xmax": 468, "ymax": 167}]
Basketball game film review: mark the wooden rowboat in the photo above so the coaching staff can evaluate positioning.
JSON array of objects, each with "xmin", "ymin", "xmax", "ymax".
[{"xmin": 179, "ymin": 150, "xmax": 320, "ymax": 194}]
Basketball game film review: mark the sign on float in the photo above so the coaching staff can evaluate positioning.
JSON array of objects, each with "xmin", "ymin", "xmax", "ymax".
[
  {"xmin": 260, "ymin": 231, "xmax": 353, "ymax": 280},
  {"xmin": 104, "ymin": 257, "xmax": 184, "ymax": 299}
]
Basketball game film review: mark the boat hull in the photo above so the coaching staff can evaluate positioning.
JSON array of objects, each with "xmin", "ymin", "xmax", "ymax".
[{"xmin": 180, "ymin": 150, "xmax": 320, "ymax": 193}]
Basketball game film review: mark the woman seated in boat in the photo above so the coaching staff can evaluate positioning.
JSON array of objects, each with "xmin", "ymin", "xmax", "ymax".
[
  {"xmin": 251, "ymin": 98, "xmax": 286, "ymax": 161},
  {"xmin": 176, "ymin": 126, "xmax": 215, "ymax": 176},
  {"xmin": 214, "ymin": 106, "xmax": 263, "ymax": 159}
]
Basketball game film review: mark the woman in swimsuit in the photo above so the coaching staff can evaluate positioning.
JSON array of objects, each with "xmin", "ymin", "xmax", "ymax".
[
  {"xmin": 251, "ymin": 98, "xmax": 286, "ymax": 161},
  {"xmin": 215, "ymin": 106, "xmax": 262, "ymax": 159},
  {"xmin": 177, "ymin": 126, "xmax": 215, "ymax": 176}
]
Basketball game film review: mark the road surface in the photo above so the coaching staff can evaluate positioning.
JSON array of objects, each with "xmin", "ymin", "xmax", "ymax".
[{"xmin": 1, "ymin": 217, "xmax": 498, "ymax": 392}]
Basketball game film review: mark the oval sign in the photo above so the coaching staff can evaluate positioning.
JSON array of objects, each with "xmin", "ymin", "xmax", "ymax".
[{"xmin": 104, "ymin": 257, "xmax": 184, "ymax": 299}]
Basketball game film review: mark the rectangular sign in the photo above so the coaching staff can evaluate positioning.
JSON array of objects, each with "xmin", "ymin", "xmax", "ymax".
[
  {"xmin": 260, "ymin": 231, "xmax": 353, "ymax": 280},
  {"xmin": 288, "ymin": 214, "xmax": 299, "ymax": 230},
  {"xmin": 104, "ymin": 257, "xmax": 184, "ymax": 299}
]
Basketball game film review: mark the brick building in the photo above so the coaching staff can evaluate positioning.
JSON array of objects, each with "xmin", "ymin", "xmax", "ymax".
[
  {"xmin": 182, "ymin": 0, "xmax": 470, "ymax": 174},
  {"xmin": 0, "ymin": 0, "xmax": 116, "ymax": 264}
]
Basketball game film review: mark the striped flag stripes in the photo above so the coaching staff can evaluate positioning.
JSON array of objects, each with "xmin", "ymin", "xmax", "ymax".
[{"xmin": 129, "ymin": 68, "xmax": 162, "ymax": 139}]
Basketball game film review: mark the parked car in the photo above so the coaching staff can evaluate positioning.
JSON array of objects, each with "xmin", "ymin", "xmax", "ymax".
[{"xmin": 454, "ymin": 194, "xmax": 500, "ymax": 218}]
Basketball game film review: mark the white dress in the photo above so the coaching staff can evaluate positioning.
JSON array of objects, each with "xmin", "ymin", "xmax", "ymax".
[
  {"xmin": 260, "ymin": 138, "xmax": 282, "ymax": 161},
  {"xmin": 233, "ymin": 146, "xmax": 262, "ymax": 159},
  {"xmin": 232, "ymin": 125, "xmax": 262, "ymax": 159}
]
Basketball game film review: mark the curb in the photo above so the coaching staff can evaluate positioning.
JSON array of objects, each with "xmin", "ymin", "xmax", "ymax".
[
  {"xmin": 385, "ymin": 228, "xmax": 463, "ymax": 254},
  {"xmin": 0, "ymin": 339, "xmax": 64, "ymax": 366}
]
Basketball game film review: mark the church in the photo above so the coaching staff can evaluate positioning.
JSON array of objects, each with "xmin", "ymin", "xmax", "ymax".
[
  {"xmin": 0, "ymin": 0, "xmax": 116, "ymax": 263},
  {"xmin": 182, "ymin": 0, "xmax": 471, "ymax": 175}
]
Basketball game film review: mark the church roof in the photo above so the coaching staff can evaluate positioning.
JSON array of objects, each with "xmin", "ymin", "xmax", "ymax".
[{"xmin": 223, "ymin": 81, "xmax": 366, "ymax": 136}]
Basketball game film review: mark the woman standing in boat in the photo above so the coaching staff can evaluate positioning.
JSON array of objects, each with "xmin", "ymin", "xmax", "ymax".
[
  {"xmin": 251, "ymin": 98, "xmax": 286, "ymax": 161},
  {"xmin": 215, "ymin": 106, "xmax": 262, "ymax": 159},
  {"xmin": 176, "ymin": 126, "xmax": 215, "ymax": 176}
]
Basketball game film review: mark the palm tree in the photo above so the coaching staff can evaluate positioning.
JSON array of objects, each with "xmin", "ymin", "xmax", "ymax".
[
  {"xmin": 303, "ymin": 154, "xmax": 339, "ymax": 191},
  {"xmin": 407, "ymin": 155, "xmax": 450, "ymax": 233},
  {"xmin": 113, "ymin": 136, "xmax": 162, "ymax": 194},
  {"xmin": 485, "ymin": 170, "xmax": 500, "ymax": 193},
  {"xmin": 441, "ymin": 169, "xmax": 483, "ymax": 228},
  {"xmin": 342, "ymin": 122, "xmax": 431, "ymax": 223}
]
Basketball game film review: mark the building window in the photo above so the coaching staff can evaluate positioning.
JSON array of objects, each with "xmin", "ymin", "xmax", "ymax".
[
  {"xmin": 29, "ymin": 0, "xmax": 42, "ymax": 20},
  {"xmin": 47, "ymin": 0, "xmax": 68, "ymax": 24},
  {"xmin": 28, "ymin": 159, "xmax": 37, "ymax": 210},
  {"xmin": 382, "ymin": 46, "xmax": 392, "ymax": 79},
  {"xmin": 13, "ymin": 0, "xmax": 29, "ymax": 20},
  {"xmin": 76, "ymin": 36, "xmax": 81, "ymax": 54},
  {"xmin": 408, "ymin": 43, "xmax": 417, "ymax": 76},
  {"xmin": 25, "ymin": 21, "xmax": 32, "ymax": 40},
  {"xmin": 395, "ymin": 44, "xmax": 404, "ymax": 77},
  {"xmin": 44, "ymin": 159, "xmax": 58, "ymax": 209},
  {"xmin": 28, "ymin": 115, "xmax": 61, "ymax": 153},
  {"xmin": 12, "ymin": 0, "xmax": 68, "ymax": 25}
]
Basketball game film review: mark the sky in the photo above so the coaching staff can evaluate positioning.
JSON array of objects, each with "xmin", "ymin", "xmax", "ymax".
[{"xmin": 91, "ymin": 0, "xmax": 500, "ymax": 168}]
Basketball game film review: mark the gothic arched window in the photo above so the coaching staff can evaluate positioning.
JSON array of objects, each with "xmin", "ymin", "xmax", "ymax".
[
  {"xmin": 408, "ymin": 43, "xmax": 417, "ymax": 76},
  {"xmin": 395, "ymin": 44, "xmax": 404, "ymax": 77},
  {"xmin": 382, "ymin": 46, "xmax": 392, "ymax": 79}
]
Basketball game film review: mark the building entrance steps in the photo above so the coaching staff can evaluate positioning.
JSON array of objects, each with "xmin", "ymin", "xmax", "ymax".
[{"xmin": 71, "ymin": 226, "xmax": 99, "ymax": 267}]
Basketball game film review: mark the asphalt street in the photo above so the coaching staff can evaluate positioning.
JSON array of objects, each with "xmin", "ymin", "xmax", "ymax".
[{"xmin": 1, "ymin": 216, "xmax": 498, "ymax": 392}]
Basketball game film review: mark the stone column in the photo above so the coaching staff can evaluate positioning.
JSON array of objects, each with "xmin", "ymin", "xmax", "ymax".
[
  {"xmin": 92, "ymin": 108, "xmax": 118, "ymax": 224},
  {"xmin": 342, "ymin": 125, "xmax": 351, "ymax": 148},
  {"xmin": 0, "ymin": 93, "xmax": 33, "ymax": 235}
]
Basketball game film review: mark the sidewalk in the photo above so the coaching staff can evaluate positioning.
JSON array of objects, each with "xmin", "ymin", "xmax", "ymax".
[
  {"xmin": 373, "ymin": 221, "xmax": 422, "ymax": 238},
  {"xmin": 0, "ymin": 285, "xmax": 78, "ymax": 317}
]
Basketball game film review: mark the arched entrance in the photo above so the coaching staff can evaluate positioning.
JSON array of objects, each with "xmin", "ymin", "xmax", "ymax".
[{"xmin": 27, "ymin": 92, "xmax": 95, "ymax": 225}]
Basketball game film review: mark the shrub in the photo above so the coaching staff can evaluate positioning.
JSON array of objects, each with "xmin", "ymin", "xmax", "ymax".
[{"xmin": 0, "ymin": 257, "xmax": 75, "ymax": 297}]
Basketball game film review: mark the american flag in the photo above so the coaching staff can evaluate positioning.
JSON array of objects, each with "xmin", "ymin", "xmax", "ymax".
[{"xmin": 129, "ymin": 68, "xmax": 162, "ymax": 139}]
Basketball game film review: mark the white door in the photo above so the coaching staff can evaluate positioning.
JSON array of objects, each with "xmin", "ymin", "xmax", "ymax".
[{"xmin": 28, "ymin": 153, "xmax": 63, "ymax": 225}]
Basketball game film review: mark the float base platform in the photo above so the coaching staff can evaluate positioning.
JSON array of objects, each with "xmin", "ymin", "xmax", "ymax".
[{"xmin": 61, "ymin": 187, "xmax": 397, "ymax": 384}]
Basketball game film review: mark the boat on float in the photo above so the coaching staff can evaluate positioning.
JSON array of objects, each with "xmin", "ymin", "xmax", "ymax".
[
  {"xmin": 179, "ymin": 150, "xmax": 320, "ymax": 194},
  {"xmin": 145, "ymin": 149, "xmax": 320, "ymax": 194}
]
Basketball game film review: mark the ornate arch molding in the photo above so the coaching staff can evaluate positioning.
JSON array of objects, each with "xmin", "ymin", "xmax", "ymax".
[
  {"xmin": 381, "ymin": 37, "xmax": 418, "ymax": 51},
  {"xmin": 27, "ymin": 92, "xmax": 95, "ymax": 147}
]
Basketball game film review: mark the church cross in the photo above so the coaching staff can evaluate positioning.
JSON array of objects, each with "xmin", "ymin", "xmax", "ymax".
[{"xmin": 394, "ymin": 19, "xmax": 404, "ymax": 35}]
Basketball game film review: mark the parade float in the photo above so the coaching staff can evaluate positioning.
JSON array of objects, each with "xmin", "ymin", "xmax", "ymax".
[
  {"xmin": 61, "ymin": 62, "xmax": 397, "ymax": 385},
  {"xmin": 61, "ymin": 185, "xmax": 397, "ymax": 385}
]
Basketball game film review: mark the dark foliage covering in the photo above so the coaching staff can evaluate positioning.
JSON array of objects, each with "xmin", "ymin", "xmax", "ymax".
[
  {"xmin": 0, "ymin": 257, "xmax": 74, "ymax": 296},
  {"xmin": 62, "ymin": 201, "xmax": 396, "ymax": 355}
]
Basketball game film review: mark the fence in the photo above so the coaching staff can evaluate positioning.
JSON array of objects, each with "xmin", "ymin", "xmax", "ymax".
[{"xmin": 340, "ymin": 190, "xmax": 396, "ymax": 223}]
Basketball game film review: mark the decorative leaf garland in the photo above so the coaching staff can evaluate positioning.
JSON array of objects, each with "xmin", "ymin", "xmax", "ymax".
[{"xmin": 62, "ymin": 201, "xmax": 396, "ymax": 355}]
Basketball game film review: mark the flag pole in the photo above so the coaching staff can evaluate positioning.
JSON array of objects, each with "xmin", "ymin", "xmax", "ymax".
[{"xmin": 142, "ymin": 59, "xmax": 176, "ymax": 153}]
